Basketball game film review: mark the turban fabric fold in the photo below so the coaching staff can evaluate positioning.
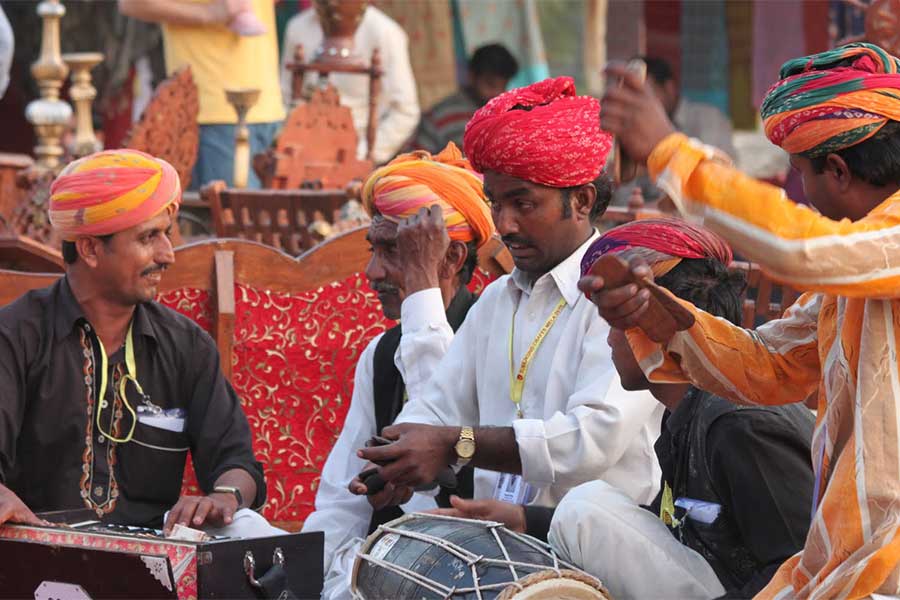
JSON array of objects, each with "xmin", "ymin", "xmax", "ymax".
[
  {"xmin": 580, "ymin": 218, "xmax": 733, "ymax": 279},
  {"xmin": 361, "ymin": 142, "xmax": 495, "ymax": 248},
  {"xmin": 463, "ymin": 76, "xmax": 611, "ymax": 188},
  {"xmin": 761, "ymin": 43, "xmax": 900, "ymax": 157},
  {"xmin": 49, "ymin": 149, "xmax": 181, "ymax": 241}
]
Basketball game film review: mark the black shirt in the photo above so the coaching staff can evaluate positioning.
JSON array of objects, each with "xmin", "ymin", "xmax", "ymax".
[
  {"xmin": 0, "ymin": 277, "xmax": 265, "ymax": 527},
  {"xmin": 525, "ymin": 388, "xmax": 813, "ymax": 599}
]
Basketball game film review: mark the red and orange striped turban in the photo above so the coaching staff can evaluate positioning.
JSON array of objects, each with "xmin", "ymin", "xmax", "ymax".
[
  {"xmin": 761, "ymin": 43, "xmax": 900, "ymax": 157},
  {"xmin": 463, "ymin": 76, "xmax": 611, "ymax": 187},
  {"xmin": 361, "ymin": 142, "xmax": 495, "ymax": 248},
  {"xmin": 49, "ymin": 149, "xmax": 181, "ymax": 241},
  {"xmin": 580, "ymin": 217, "xmax": 733, "ymax": 279}
]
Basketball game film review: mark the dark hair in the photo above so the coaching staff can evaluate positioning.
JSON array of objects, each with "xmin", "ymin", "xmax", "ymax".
[
  {"xmin": 560, "ymin": 173, "xmax": 613, "ymax": 221},
  {"xmin": 459, "ymin": 239, "xmax": 479, "ymax": 285},
  {"xmin": 638, "ymin": 56, "xmax": 675, "ymax": 85},
  {"xmin": 809, "ymin": 120, "xmax": 900, "ymax": 187},
  {"xmin": 469, "ymin": 44, "xmax": 519, "ymax": 80},
  {"xmin": 61, "ymin": 234, "xmax": 113, "ymax": 265},
  {"xmin": 656, "ymin": 258, "xmax": 745, "ymax": 326}
]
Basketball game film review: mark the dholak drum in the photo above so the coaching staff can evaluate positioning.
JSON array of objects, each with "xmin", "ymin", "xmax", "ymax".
[{"xmin": 351, "ymin": 513, "xmax": 612, "ymax": 599}]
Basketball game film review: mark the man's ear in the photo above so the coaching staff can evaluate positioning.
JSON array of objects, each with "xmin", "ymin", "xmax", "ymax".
[
  {"xmin": 440, "ymin": 240, "xmax": 469, "ymax": 281},
  {"xmin": 824, "ymin": 153, "xmax": 852, "ymax": 192},
  {"xmin": 572, "ymin": 183, "xmax": 597, "ymax": 220},
  {"xmin": 74, "ymin": 236, "xmax": 105, "ymax": 269}
]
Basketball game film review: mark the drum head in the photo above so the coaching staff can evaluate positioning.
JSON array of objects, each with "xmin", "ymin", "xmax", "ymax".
[{"xmin": 497, "ymin": 569, "xmax": 612, "ymax": 600}]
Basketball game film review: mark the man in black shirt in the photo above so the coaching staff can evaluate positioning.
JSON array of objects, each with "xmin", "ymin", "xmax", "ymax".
[
  {"xmin": 435, "ymin": 218, "xmax": 814, "ymax": 599},
  {"xmin": 0, "ymin": 150, "xmax": 268, "ymax": 535}
]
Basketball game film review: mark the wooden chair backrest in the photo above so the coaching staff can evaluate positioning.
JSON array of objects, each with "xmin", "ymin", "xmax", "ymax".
[
  {"xmin": 203, "ymin": 181, "xmax": 349, "ymax": 255},
  {"xmin": 0, "ymin": 153, "xmax": 33, "ymax": 226},
  {"xmin": 0, "ymin": 235, "xmax": 64, "ymax": 273},
  {"xmin": 730, "ymin": 261, "xmax": 802, "ymax": 329},
  {"xmin": 0, "ymin": 269, "xmax": 60, "ymax": 307}
]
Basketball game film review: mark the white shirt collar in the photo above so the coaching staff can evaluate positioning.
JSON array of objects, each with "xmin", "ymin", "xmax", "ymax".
[{"xmin": 508, "ymin": 229, "xmax": 600, "ymax": 307}]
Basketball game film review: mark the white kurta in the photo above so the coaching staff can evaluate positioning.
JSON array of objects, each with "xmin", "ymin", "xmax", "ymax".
[
  {"xmin": 301, "ymin": 291, "xmax": 453, "ymax": 600},
  {"xmin": 280, "ymin": 6, "xmax": 420, "ymax": 163},
  {"xmin": 396, "ymin": 233, "xmax": 664, "ymax": 507}
]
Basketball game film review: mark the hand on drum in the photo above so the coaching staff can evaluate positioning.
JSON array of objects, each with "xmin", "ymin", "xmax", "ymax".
[
  {"xmin": 349, "ymin": 462, "xmax": 414, "ymax": 510},
  {"xmin": 428, "ymin": 495, "xmax": 526, "ymax": 533},
  {"xmin": 353, "ymin": 423, "xmax": 457, "ymax": 490}
]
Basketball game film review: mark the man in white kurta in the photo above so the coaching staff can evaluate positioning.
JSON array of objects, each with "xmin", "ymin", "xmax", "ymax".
[
  {"xmin": 301, "ymin": 144, "xmax": 495, "ymax": 599},
  {"xmin": 353, "ymin": 77, "xmax": 662, "ymax": 512},
  {"xmin": 280, "ymin": 5, "xmax": 420, "ymax": 163}
]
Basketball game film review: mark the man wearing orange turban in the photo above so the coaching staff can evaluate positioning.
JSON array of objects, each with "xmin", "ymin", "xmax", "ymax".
[
  {"xmin": 350, "ymin": 78, "xmax": 662, "ymax": 559},
  {"xmin": 306, "ymin": 142, "xmax": 494, "ymax": 599},
  {"xmin": 0, "ymin": 149, "xmax": 280, "ymax": 541}
]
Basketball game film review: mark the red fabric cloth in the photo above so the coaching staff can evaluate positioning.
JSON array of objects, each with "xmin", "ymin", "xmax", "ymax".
[{"xmin": 463, "ymin": 76, "xmax": 611, "ymax": 187}]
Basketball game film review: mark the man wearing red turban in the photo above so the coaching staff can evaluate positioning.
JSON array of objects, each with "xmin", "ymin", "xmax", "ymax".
[
  {"xmin": 0, "ymin": 149, "xmax": 280, "ymax": 541},
  {"xmin": 351, "ymin": 78, "xmax": 662, "ymax": 539}
]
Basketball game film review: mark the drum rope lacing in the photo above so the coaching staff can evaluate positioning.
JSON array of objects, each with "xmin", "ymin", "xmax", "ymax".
[{"xmin": 355, "ymin": 516, "xmax": 575, "ymax": 600}]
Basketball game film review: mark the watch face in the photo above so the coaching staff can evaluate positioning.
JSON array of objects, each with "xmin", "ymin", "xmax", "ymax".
[{"xmin": 456, "ymin": 438, "xmax": 476, "ymax": 459}]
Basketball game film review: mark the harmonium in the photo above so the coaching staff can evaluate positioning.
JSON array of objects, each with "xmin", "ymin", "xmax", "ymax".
[{"xmin": 0, "ymin": 509, "xmax": 323, "ymax": 599}]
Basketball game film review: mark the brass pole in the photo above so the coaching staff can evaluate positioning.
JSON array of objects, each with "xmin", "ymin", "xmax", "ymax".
[
  {"xmin": 225, "ymin": 88, "xmax": 261, "ymax": 189},
  {"xmin": 63, "ymin": 52, "xmax": 104, "ymax": 158}
]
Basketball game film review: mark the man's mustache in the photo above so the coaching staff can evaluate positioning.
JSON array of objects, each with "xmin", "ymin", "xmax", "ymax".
[
  {"xmin": 141, "ymin": 264, "xmax": 168, "ymax": 277},
  {"xmin": 371, "ymin": 282, "xmax": 400, "ymax": 294},
  {"xmin": 502, "ymin": 235, "xmax": 534, "ymax": 247}
]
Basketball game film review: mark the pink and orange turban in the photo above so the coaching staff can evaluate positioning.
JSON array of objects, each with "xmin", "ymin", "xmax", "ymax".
[
  {"xmin": 580, "ymin": 217, "xmax": 733, "ymax": 279},
  {"xmin": 761, "ymin": 43, "xmax": 900, "ymax": 157},
  {"xmin": 49, "ymin": 149, "xmax": 181, "ymax": 241},
  {"xmin": 361, "ymin": 142, "xmax": 495, "ymax": 248},
  {"xmin": 463, "ymin": 76, "xmax": 611, "ymax": 188}
]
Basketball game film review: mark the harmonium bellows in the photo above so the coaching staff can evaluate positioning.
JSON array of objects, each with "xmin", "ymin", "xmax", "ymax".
[{"xmin": 0, "ymin": 509, "xmax": 323, "ymax": 599}]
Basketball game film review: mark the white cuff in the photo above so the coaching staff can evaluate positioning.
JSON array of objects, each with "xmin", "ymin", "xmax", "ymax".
[
  {"xmin": 400, "ymin": 288, "xmax": 447, "ymax": 333},
  {"xmin": 512, "ymin": 418, "xmax": 555, "ymax": 486}
]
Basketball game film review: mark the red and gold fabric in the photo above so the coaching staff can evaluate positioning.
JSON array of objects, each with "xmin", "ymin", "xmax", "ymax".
[{"xmin": 631, "ymin": 130, "xmax": 900, "ymax": 598}]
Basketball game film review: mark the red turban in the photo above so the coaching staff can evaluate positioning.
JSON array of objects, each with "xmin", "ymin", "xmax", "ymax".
[{"xmin": 463, "ymin": 76, "xmax": 611, "ymax": 188}]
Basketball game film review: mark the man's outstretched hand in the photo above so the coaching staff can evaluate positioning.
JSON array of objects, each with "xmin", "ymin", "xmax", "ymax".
[
  {"xmin": 0, "ymin": 484, "xmax": 46, "ymax": 527},
  {"xmin": 351, "ymin": 423, "xmax": 458, "ymax": 491},
  {"xmin": 579, "ymin": 255, "xmax": 654, "ymax": 331},
  {"xmin": 602, "ymin": 63, "xmax": 677, "ymax": 165},
  {"xmin": 428, "ymin": 496, "xmax": 526, "ymax": 533}
]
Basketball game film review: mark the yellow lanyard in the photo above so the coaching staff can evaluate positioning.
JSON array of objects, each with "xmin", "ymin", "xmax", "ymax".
[
  {"xmin": 95, "ymin": 321, "xmax": 142, "ymax": 444},
  {"xmin": 508, "ymin": 298, "xmax": 567, "ymax": 419}
]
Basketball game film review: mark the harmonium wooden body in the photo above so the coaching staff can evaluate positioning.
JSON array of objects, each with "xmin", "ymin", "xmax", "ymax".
[{"xmin": 0, "ymin": 510, "xmax": 323, "ymax": 599}]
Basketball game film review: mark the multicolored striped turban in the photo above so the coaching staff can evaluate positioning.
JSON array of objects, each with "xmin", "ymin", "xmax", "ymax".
[
  {"xmin": 761, "ymin": 43, "xmax": 900, "ymax": 157},
  {"xmin": 49, "ymin": 149, "xmax": 181, "ymax": 241},
  {"xmin": 463, "ymin": 76, "xmax": 611, "ymax": 188},
  {"xmin": 361, "ymin": 142, "xmax": 495, "ymax": 248},
  {"xmin": 580, "ymin": 217, "xmax": 733, "ymax": 279}
]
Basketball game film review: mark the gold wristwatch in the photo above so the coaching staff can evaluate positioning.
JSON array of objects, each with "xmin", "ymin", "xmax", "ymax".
[{"xmin": 454, "ymin": 426, "xmax": 476, "ymax": 466}]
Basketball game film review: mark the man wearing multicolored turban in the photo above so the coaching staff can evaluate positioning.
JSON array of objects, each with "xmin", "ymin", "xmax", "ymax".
[
  {"xmin": 350, "ymin": 78, "xmax": 663, "ymax": 554},
  {"xmin": 0, "ymin": 149, "xmax": 279, "ymax": 541},
  {"xmin": 307, "ymin": 142, "xmax": 495, "ymax": 599},
  {"xmin": 595, "ymin": 42, "xmax": 900, "ymax": 598}
]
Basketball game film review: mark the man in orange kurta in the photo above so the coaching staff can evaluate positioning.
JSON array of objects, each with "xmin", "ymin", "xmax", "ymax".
[{"xmin": 587, "ymin": 43, "xmax": 900, "ymax": 599}]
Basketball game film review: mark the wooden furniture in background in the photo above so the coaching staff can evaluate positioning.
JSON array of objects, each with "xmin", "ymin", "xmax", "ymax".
[
  {"xmin": 0, "ymin": 234, "xmax": 64, "ymax": 273},
  {"xmin": 732, "ymin": 260, "xmax": 803, "ymax": 329},
  {"xmin": 123, "ymin": 67, "xmax": 199, "ymax": 189},
  {"xmin": 0, "ymin": 154, "xmax": 34, "ymax": 227},
  {"xmin": 203, "ymin": 180, "xmax": 351, "ymax": 254}
]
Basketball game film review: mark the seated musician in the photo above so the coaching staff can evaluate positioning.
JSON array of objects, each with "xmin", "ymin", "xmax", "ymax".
[
  {"xmin": 438, "ymin": 219, "xmax": 814, "ymax": 599},
  {"xmin": 0, "ymin": 149, "xmax": 277, "ymax": 538},
  {"xmin": 302, "ymin": 143, "xmax": 494, "ymax": 599},
  {"xmin": 351, "ymin": 78, "xmax": 663, "ymax": 518}
]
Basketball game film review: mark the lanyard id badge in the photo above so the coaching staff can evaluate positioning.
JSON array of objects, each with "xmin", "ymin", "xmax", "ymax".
[
  {"xmin": 492, "ymin": 472, "xmax": 534, "ymax": 505},
  {"xmin": 508, "ymin": 298, "xmax": 567, "ymax": 418}
]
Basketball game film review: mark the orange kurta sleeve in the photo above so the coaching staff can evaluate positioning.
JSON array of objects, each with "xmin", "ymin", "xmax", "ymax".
[
  {"xmin": 648, "ymin": 133, "xmax": 900, "ymax": 299},
  {"xmin": 627, "ymin": 291, "xmax": 821, "ymax": 407}
]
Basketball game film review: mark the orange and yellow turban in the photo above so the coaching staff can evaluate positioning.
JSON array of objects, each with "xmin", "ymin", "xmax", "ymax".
[
  {"xmin": 49, "ymin": 149, "xmax": 181, "ymax": 241},
  {"xmin": 361, "ymin": 142, "xmax": 494, "ymax": 248},
  {"xmin": 761, "ymin": 43, "xmax": 900, "ymax": 157}
]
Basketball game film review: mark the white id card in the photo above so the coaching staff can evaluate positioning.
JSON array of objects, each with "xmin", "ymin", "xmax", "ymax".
[{"xmin": 492, "ymin": 473, "xmax": 534, "ymax": 505}]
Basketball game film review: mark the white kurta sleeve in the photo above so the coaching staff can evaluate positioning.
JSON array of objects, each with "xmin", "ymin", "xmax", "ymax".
[
  {"xmin": 396, "ymin": 288, "xmax": 454, "ymax": 402},
  {"xmin": 370, "ymin": 29, "xmax": 420, "ymax": 162},
  {"xmin": 512, "ymin": 315, "xmax": 660, "ymax": 489},
  {"xmin": 301, "ymin": 337, "xmax": 380, "ymax": 575}
]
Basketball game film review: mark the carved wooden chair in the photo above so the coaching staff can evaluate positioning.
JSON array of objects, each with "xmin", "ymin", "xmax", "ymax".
[
  {"xmin": 203, "ymin": 180, "xmax": 352, "ymax": 254},
  {"xmin": 731, "ymin": 261, "xmax": 803, "ymax": 329},
  {"xmin": 0, "ymin": 234, "xmax": 64, "ymax": 273},
  {"xmin": 0, "ymin": 153, "xmax": 34, "ymax": 228}
]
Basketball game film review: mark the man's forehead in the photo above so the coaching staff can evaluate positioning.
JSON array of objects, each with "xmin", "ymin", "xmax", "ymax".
[
  {"xmin": 367, "ymin": 216, "xmax": 398, "ymax": 242},
  {"xmin": 483, "ymin": 170, "xmax": 547, "ymax": 198}
]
